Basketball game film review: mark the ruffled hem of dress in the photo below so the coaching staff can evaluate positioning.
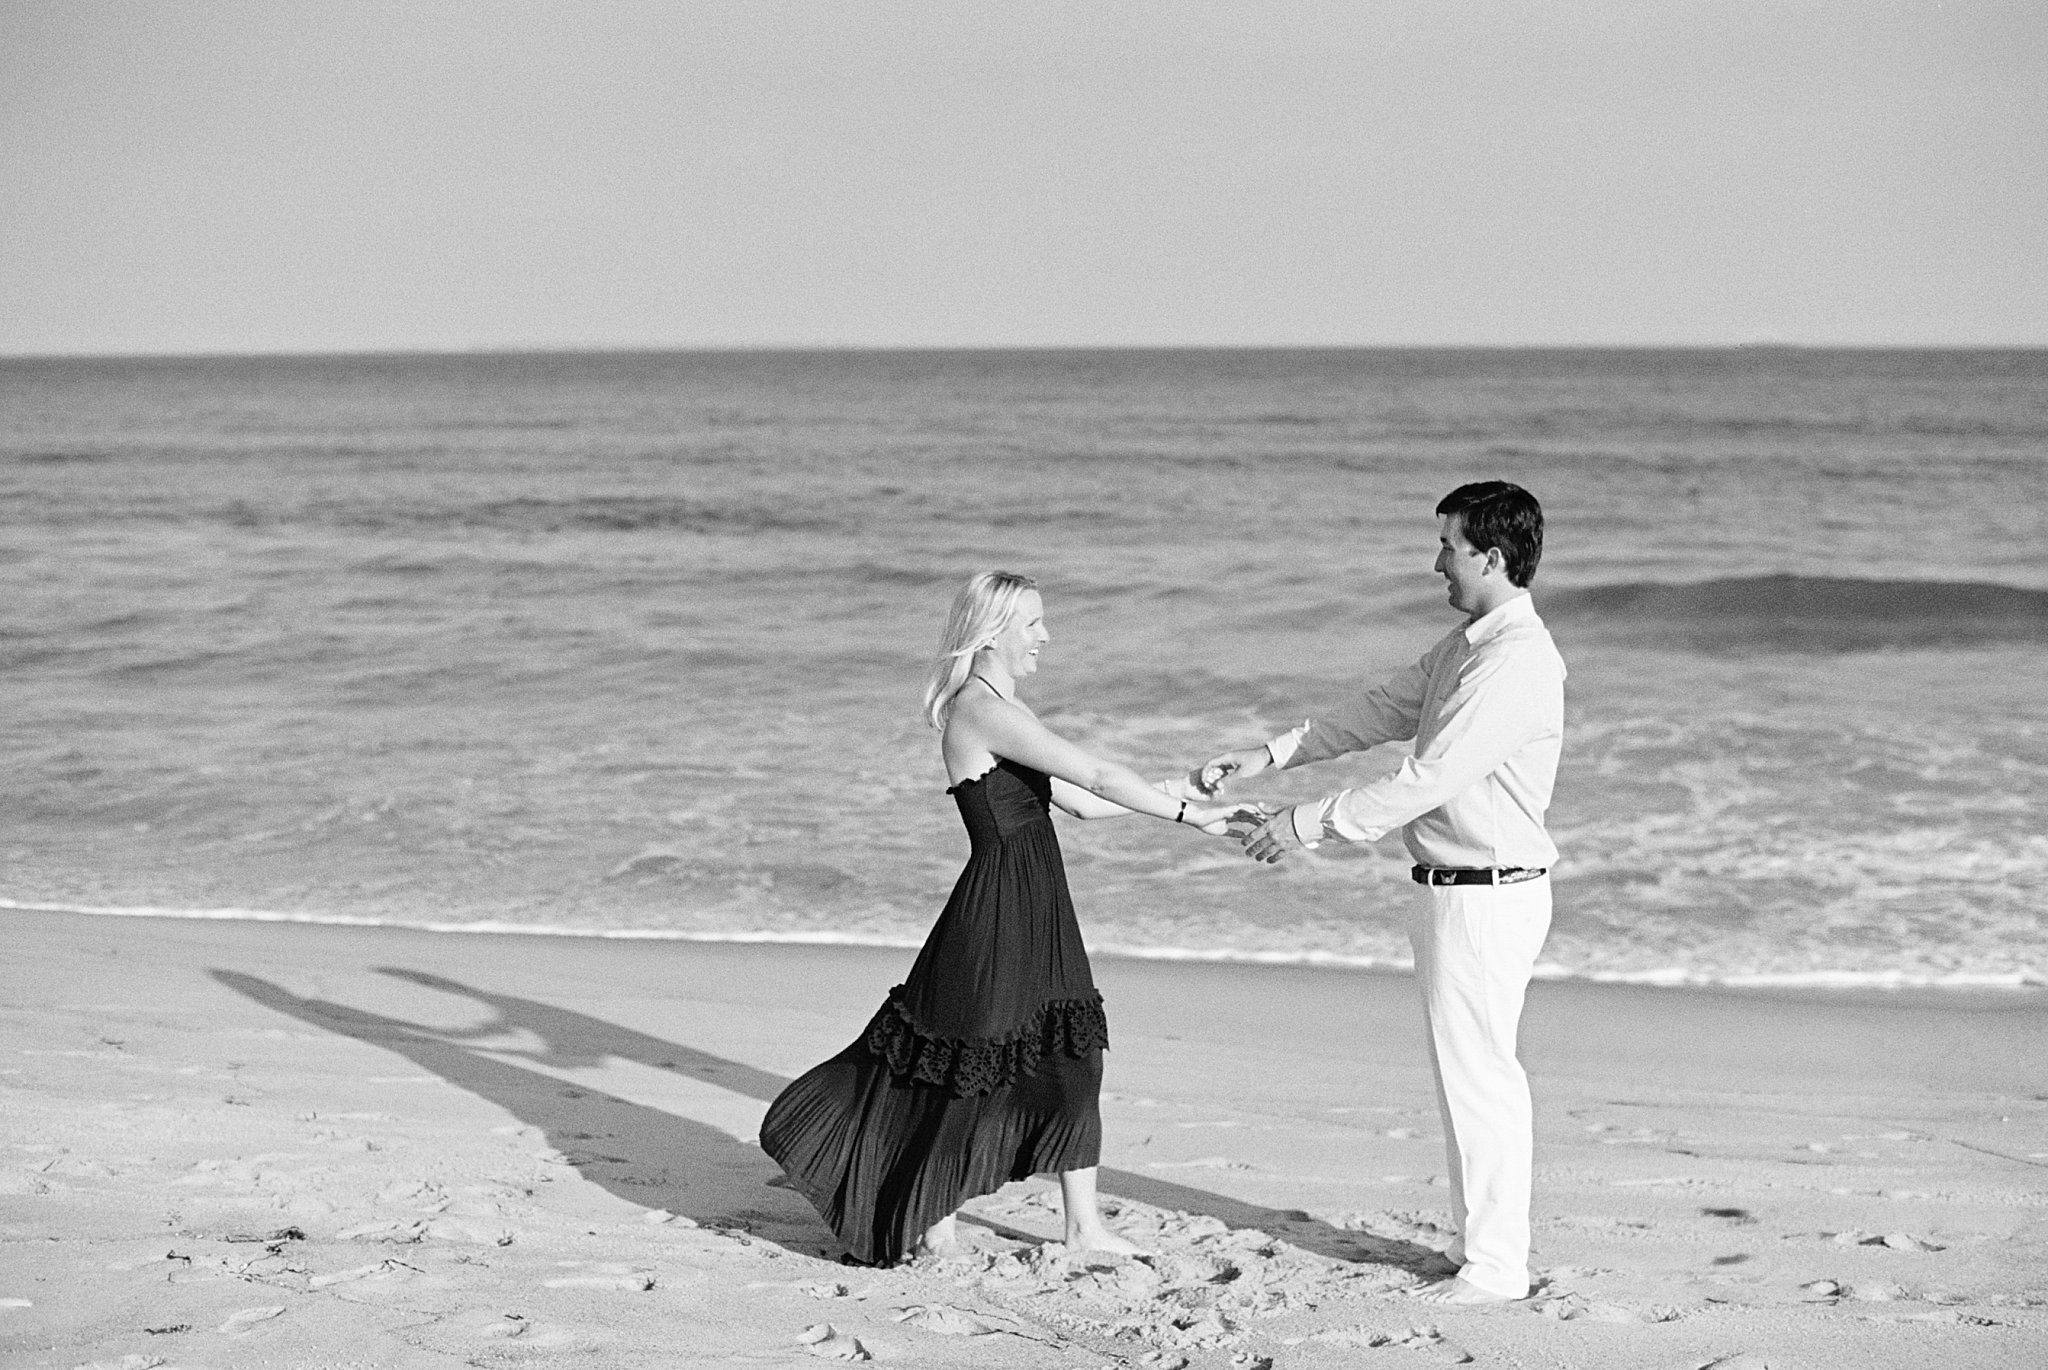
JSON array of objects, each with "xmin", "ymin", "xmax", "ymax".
[{"xmin": 862, "ymin": 986, "xmax": 1108, "ymax": 1098}]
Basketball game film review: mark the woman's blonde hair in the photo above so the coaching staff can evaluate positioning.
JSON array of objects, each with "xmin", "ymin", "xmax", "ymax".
[{"xmin": 921, "ymin": 570, "xmax": 1038, "ymax": 730}]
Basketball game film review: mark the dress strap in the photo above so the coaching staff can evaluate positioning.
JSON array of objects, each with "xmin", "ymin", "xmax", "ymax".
[{"xmin": 969, "ymin": 675, "xmax": 1010, "ymax": 701}]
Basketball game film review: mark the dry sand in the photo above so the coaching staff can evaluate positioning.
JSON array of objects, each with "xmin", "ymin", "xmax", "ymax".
[{"xmin": 2, "ymin": 908, "xmax": 2044, "ymax": 1369}]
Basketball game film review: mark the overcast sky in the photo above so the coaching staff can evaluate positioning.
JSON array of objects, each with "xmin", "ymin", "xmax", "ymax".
[{"xmin": 3, "ymin": 1, "xmax": 2043, "ymax": 354}]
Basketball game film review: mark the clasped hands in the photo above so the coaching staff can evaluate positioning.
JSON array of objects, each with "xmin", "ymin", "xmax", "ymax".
[{"xmin": 1158, "ymin": 744, "xmax": 1301, "ymax": 863}]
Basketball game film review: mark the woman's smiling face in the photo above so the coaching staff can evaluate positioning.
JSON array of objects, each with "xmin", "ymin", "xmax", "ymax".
[{"xmin": 985, "ymin": 588, "xmax": 1048, "ymax": 680}]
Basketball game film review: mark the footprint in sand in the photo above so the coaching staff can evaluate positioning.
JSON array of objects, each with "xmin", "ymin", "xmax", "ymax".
[
  {"xmin": 334, "ymin": 1219, "xmax": 419, "ymax": 1242},
  {"xmin": 1876, "ymin": 1232, "xmax": 1943, "ymax": 1251},
  {"xmin": 439, "ymin": 1308, "xmax": 599, "ymax": 1349},
  {"xmin": 1842, "ymin": 1281, "xmax": 1910, "ymax": 1302},
  {"xmin": 423, "ymin": 1217, "xmax": 515, "ymax": 1245},
  {"xmin": 1826, "ymin": 1228, "xmax": 1945, "ymax": 1251},
  {"xmin": 892, "ymin": 1303, "xmax": 1021, "ymax": 1336},
  {"xmin": 217, "ymin": 1304, "xmax": 287, "ymax": 1334},
  {"xmin": 746, "ymin": 1279, "xmax": 854, "ymax": 1299},
  {"xmin": 799, "ymin": 1281, "xmax": 853, "ymax": 1299},
  {"xmin": 510, "ymin": 1321, "xmax": 615, "ymax": 1351},
  {"xmin": 1903, "ymin": 1309, "xmax": 2007, "ymax": 1326},
  {"xmin": 1531, "ymin": 1293, "xmax": 1666, "ymax": 1324},
  {"xmin": 458, "ymin": 1311, "xmax": 530, "ymax": 1340},
  {"xmin": 378, "ymin": 1179, "xmax": 442, "ymax": 1207},
  {"xmin": 796, "ymin": 1323, "xmax": 871, "ymax": 1360},
  {"xmin": 309, "ymin": 1258, "xmax": 418, "ymax": 1289},
  {"xmin": 543, "ymin": 1263, "xmax": 655, "ymax": 1291},
  {"xmin": 1288, "ymin": 1325, "xmax": 1474, "ymax": 1363}
]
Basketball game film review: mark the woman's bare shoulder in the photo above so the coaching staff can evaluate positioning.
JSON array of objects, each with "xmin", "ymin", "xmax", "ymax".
[
  {"xmin": 958, "ymin": 685, "xmax": 1036, "ymax": 714},
  {"xmin": 946, "ymin": 690, "xmax": 1036, "ymax": 745},
  {"xmin": 942, "ymin": 692, "xmax": 995, "ymax": 737}
]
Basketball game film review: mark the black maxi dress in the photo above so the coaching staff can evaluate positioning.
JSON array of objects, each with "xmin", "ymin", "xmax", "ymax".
[{"xmin": 759, "ymin": 756, "xmax": 1108, "ymax": 1266}]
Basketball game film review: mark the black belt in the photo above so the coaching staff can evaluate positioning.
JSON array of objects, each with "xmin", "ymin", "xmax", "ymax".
[{"xmin": 1412, "ymin": 865, "xmax": 1547, "ymax": 886}]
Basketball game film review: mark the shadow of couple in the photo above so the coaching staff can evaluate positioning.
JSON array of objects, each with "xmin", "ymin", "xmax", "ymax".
[{"xmin": 213, "ymin": 965, "xmax": 1439, "ymax": 1270}]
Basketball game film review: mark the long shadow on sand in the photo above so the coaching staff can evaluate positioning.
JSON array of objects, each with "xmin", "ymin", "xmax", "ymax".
[
  {"xmin": 214, "ymin": 966, "xmax": 1437, "ymax": 1270},
  {"xmin": 211, "ymin": 968, "xmax": 839, "ymax": 1256}
]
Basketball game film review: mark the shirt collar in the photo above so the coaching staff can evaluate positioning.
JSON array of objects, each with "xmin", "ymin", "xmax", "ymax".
[{"xmin": 1462, "ymin": 591, "xmax": 1538, "ymax": 645}]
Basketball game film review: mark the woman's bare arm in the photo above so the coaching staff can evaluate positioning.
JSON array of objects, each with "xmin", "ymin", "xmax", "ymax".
[
  {"xmin": 1049, "ymin": 776, "xmax": 1135, "ymax": 819},
  {"xmin": 952, "ymin": 694, "xmax": 1237, "ymax": 831}
]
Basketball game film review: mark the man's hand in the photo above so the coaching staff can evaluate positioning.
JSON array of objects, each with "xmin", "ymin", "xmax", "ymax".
[
  {"xmin": 1197, "ymin": 746, "xmax": 1273, "ymax": 796},
  {"xmin": 1222, "ymin": 804, "xmax": 1278, "ymax": 840},
  {"xmin": 1241, "ymin": 807, "xmax": 1307, "ymax": 864}
]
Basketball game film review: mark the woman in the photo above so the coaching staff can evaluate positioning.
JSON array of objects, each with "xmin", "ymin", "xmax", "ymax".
[{"xmin": 759, "ymin": 571, "xmax": 1243, "ymax": 1264}]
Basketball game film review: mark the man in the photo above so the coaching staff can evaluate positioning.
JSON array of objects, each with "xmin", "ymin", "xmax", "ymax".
[{"xmin": 1199, "ymin": 480, "xmax": 1565, "ymax": 1305}]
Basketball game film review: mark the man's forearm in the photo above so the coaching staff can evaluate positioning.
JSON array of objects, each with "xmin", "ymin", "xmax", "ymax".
[{"xmin": 1267, "ymin": 657, "xmax": 1430, "ymax": 771}]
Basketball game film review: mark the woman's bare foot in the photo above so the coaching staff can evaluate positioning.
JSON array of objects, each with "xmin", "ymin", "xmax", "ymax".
[
  {"xmin": 1055, "ymin": 1166, "xmax": 1147, "ymax": 1256},
  {"xmin": 914, "ymin": 1214, "xmax": 964, "ymax": 1259},
  {"xmin": 1062, "ymin": 1224, "xmax": 1147, "ymax": 1257},
  {"xmin": 1410, "ymin": 1274, "xmax": 1514, "ymax": 1305}
]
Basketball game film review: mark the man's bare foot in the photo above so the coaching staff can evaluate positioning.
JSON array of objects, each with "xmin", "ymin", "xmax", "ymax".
[
  {"xmin": 1410, "ymin": 1275, "xmax": 1515, "ymax": 1305},
  {"xmin": 1062, "ymin": 1227, "xmax": 1147, "ymax": 1257}
]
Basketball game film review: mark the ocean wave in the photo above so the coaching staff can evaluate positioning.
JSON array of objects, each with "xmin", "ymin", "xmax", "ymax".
[
  {"xmin": 1543, "ymin": 964, "xmax": 2048, "ymax": 990},
  {"xmin": 321, "ymin": 496, "xmax": 837, "ymax": 536},
  {"xmin": 1545, "ymin": 575, "xmax": 2048, "ymax": 652},
  {"xmin": 14, "ymin": 450, "xmax": 111, "ymax": 465},
  {"xmin": 844, "ymin": 562, "xmax": 961, "ymax": 588},
  {"xmin": 7, "ymin": 899, "xmax": 2040, "ymax": 992},
  {"xmin": 0, "ymin": 492, "xmax": 839, "ymax": 537}
]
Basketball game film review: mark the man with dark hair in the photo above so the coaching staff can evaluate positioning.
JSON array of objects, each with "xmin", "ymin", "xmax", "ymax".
[
  {"xmin": 1194, "ymin": 480, "xmax": 1565, "ymax": 1305},
  {"xmin": 1434, "ymin": 479, "xmax": 1543, "ymax": 589}
]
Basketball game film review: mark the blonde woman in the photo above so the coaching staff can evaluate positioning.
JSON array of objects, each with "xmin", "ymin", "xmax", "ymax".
[{"xmin": 761, "ymin": 571, "xmax": 1246, "ymax": 1264}]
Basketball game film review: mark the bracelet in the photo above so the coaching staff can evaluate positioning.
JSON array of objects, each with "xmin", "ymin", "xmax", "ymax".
[{"xmin": 1174, "ymin": 800, "xmax": 1188, "ymax": 824}]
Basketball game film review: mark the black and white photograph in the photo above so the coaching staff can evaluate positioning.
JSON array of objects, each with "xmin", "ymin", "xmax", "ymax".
[{"xmin": 3, "ymin": 3, "xmax": 2045, "ymax": 1367}]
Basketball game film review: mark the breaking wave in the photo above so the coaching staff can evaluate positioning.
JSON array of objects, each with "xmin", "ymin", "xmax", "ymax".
[
  {"xmin": 5, "ymin": 900, "xmax": 2041, "ymax": 992},
  {"xmin": 1545, "ymin": 575, "xmax": 2048, "ymax": 652}
]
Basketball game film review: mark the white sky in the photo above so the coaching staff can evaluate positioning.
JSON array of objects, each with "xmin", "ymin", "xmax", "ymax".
[{"xmin": 3, "ymin": 1, "xmax": 2043, "ymax": 353}]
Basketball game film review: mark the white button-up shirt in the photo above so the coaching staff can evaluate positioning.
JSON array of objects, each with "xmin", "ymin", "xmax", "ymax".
[{"xmin": 1268, "ymin": 593, "xmax": 1566, "ymax": 869}]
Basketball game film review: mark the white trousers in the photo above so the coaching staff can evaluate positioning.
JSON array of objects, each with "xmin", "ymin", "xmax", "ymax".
[{"xmin": 1408, "ymin": 875, "xmax": 1552, "ymax": 1299}]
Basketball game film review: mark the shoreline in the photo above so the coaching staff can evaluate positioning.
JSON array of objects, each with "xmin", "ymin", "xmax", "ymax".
[{"xmin": 5, "ymin": 898, "xmax": 2041, "ymax": 999}]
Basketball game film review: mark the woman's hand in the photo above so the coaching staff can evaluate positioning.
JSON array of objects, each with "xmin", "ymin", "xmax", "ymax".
[
  {"xmin": 1182, "ymin": 802, "xmax": 1279, "ymax": 837},
  {"xmin": 1198, "ymin": 746, "xmax": 1273, "ymax": 795}
]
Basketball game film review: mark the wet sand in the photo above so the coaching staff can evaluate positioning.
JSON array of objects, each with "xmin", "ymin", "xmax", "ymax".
[{"xmin": 3, "ymin": 908, "xmax": 2045, "ymax": 1369}]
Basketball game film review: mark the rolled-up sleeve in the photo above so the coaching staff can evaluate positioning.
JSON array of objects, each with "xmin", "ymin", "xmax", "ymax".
[
  {"xmin": 1308, "ymin": 638, "xmax": 1562, "ymax": 845},
  {"xmin": 1266, "ymin": 651, "xmax": 1433, "ymax": 769}
]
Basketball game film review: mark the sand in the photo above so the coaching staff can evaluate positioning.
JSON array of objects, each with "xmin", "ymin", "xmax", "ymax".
[{"xmin": 2, "ymin": 908, "xmax": 2044, "ymax": 1370}]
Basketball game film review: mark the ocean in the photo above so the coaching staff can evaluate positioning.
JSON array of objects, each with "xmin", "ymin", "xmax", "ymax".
[{"xmin": 3, "ymin": 348, "xmax": 2045, "ymax": 988}]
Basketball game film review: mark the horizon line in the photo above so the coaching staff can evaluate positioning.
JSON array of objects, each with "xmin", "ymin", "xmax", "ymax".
[{"xmin": 6, "ymin": 340, "xmax": 2048, "ymax": 364}]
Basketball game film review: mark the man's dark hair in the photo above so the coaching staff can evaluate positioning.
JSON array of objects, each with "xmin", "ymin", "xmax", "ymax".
[{"xmin": 1436, "ymin": 481, "xmax": 1543, "ymax": 588}]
